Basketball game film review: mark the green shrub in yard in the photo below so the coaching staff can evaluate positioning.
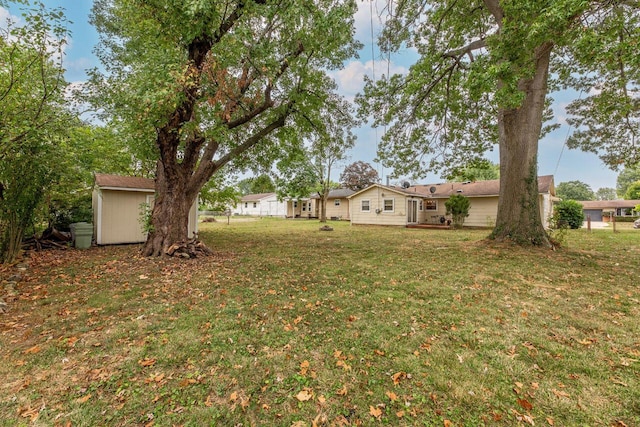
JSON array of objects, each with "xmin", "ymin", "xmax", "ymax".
[
  {"xmin": 552, "ymin": 200, "xmax": 584, "ymax": 229},
  {"xmin": 445, "ymin": 194, "xmax": 470, "ymax": 228}
]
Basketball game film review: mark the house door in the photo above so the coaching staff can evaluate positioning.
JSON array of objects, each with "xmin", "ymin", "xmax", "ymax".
[{"xmin": 407, "ymin": 200, "xmax": 418, "ymax": 223}]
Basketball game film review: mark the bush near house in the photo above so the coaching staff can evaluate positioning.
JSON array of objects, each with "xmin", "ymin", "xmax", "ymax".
[
  {"xmin": 445, "ymin": 194, "xmax": 470, "ymax": 229},
  {"xmin": 552, "ymin": 200, "xmax": 584, "ymax": 229}
]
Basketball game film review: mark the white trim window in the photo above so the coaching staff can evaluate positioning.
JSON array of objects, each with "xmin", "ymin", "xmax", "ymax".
[
  {"xmin": 425, "ymin": 200, "xmax": 437, "ymax": 210},
  {"xmin": 361, "ymin": 199, "xmax": 370, "ymax": 212},
  {"xmin": 334, "ymin": 199, "xmax": 341, "ymax": 206},
  {"xmin": 383, "ymin": 198, "xmax": 394, "ymax": 212},
  {"xmin": 419, "ymin": 200, "xmax": 423, "ymax": 211},
  {"xmin": 253, "ymin": 202, "xmax": 257, "ymax": 208}
]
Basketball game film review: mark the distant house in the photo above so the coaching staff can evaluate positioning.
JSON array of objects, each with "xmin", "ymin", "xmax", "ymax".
[
  {"xmin": 579, "ymin": 200, "xmax": 640, "ymax": 221},
  {"xmin": 232, "ymin": 192, "xmax": 286, "ymax": 217},
  {"xmin": 348, "ymin": 176, "xmax": 557, "ymax": 228},
  {"xmin": 92, "ymin": 173, "xmax": 198, "ymax": 245}
]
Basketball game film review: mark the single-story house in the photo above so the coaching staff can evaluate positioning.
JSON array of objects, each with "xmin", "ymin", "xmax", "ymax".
[
  {"xmin": 232, "ymin": 192, "xmax": 286, "ymax": 216},
  {"xmin": 579, "ymin": 200, "xmax": 640, "ymax": 221},
  {"xmin": 92, "ymin": 173, "xmax": 198, "ymax": 245},
  {"xmin": 309, "ymin": 188, "xmax": 355, "ymax": 220},
  {"xmin": 348, "ymin": 175, "xmax": 557, "ymax": 228}
]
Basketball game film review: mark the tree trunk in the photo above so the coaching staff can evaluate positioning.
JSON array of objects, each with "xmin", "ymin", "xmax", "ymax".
[
  {"xmin": 319, "ymin": 189, "xmax": 329, "ymax": 223},
  {"xmin": 142, "ymin": 162, "xmax": 199, "ymax": 257},
  {"xmin": 490, "ymin": 43, "xmax": 553, "ymax": 247}
]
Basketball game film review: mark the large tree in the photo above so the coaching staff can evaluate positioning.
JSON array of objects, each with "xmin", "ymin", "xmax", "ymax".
[
  {"xmin": 90, "ymin": 0, "xmax": 359, "ymax": 256},
  {"xmin": 556, "ymin": 180, "xmax": 595, "ymax": 201},
  {"xmin": 359, "ymin": 0, "xmax": 639, "ymax": 246}
]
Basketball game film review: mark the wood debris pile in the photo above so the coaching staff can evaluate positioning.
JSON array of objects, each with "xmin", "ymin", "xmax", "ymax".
[
  {"xmin": 165, "ymin": 236, "xmax": 213, "ymax": 258},
  {"xmin": 22, "ymin": 227, "xmax": 71, "ymax": 251}
]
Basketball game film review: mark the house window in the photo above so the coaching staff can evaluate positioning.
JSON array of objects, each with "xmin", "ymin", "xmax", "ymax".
[
  {"xmin": 293, "ymin": 201, "xmax": 298, "ymax": 208},
  {"xmin": 361, "ymin": 200, "xmax": 370, "ymax": 212},
  {"xmin": 383, "ymin": 199, "xmax": 394, "ymax": 212},
  {"xmin": 253, "ymin": 202, "xmax": 257, "ymax": 208},
  {"xmin": 425, "ymin": 200, "xmax": 437, "ymax": 210},
  {"xmin": 244, "ymin": 202, "xmax": 248, "ymax": 208},
  {"xmin": 302, "ymin": 203, "xmax": 307, "ymax": 211},
  {"xmin": 335, "ymin": 199, "xmax": 341, "ymax": 206},
  {"xmin": 419, "ymin": 201, "xmax": 423, "ymax": 211}
]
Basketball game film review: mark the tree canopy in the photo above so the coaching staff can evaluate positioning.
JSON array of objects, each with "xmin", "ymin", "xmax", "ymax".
[
  {"xmin": 340, "ymin": 161, "xmax": 380, "ymax": 191},
  {"xmin": 358, "ymin": 0, "xmax": 639, "ymax": 247},
  {"xmin": 0, "ymin": 2, "xmax": 74, "ymax": 262},
  {"xmin": 594, "ymin": 187, "xmax": 617, "ymax": 201},
  {"xmin": 556, "ymin": 180, "xmax": 595, "ymax": 201},
  {"xmin": 616, "ymin": 166, "xmax": 640, "ymax": 197},
  {"xmin": 89, "ymin": 0, "xmax": 360, "ymax": 256},
  {"xmin": 624, "ymin": 181, "xmax": 640, "ymax": 200}
]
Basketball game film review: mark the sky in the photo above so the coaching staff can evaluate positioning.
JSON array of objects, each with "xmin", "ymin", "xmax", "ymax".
[{"xmin": 3, "ymin": 0, "xmax": 621, "ymax": 191}]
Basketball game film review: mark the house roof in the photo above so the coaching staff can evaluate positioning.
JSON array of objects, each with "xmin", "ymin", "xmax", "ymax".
[
  {"xmin": 348, "ymin": 175, "xmax": 555, "ymax": 199},
  {"xmin": 310, "ymin": 188, "xmax": 356, "ymax": 199},
  {"xmin": 94, "ymin": 173, "xmax": 155, "ymax": 191},
  {"xmin": 579, "ymin": 200, "xmax": 640, "ymax": 210},
  {"xmin": 412, "ymin": 175, "xmax": 555, "ymax": 198},
  {"xmin": 347, "ymin": 183, "xmax": 420, "ymax": 199},
  {"xmin": 240, "ymin": 192, "xmax": 276, "ymax": 202}
]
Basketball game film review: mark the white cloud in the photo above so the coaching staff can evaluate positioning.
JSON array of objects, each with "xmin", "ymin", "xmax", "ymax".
[{"xmin": 330, "ymin": 59, "xmax": 408, "ymax": 101}]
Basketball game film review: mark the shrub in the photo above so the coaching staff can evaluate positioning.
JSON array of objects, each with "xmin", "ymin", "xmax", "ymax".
[
  {"xmin": 445, "ymin": 194, "xmax": 470, "ymax": 229},
  {"xmin": 552, "ymin": 200, "xmax": 584, "ymax": 229}
]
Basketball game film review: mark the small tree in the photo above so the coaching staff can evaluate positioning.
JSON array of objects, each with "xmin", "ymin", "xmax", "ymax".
[
  {"xmin": 552, "ymin": 200, "xmax": 584, "ymax": 230},
  {"xmin": 445, "ymin": 195, "xmax": 470, "ymax": 229},
  {"xmin": 340, "ymin": 161, "xmax": 380, "ymax": 191}
]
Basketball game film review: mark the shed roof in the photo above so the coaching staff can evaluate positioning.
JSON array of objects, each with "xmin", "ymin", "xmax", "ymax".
[{"xmin": 94, "ymin": 173, "xmax": 155, "ymax": 191}]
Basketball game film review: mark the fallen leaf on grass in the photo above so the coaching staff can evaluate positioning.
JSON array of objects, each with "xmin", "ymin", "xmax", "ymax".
[
  {"xmin": 296, "ymin": 388, "xmax": 314, "ymax": 402},
  {"xmin": 385, "ymin": 391, "xmax": 398, "ymax": 401},
  {"xmin": 392, "ymin": 371, "xmax": 407, "ymax": 385},
  {"xmin": 300, "ymin": 360, "xmax": 310, "ymax": 376},
  {"xmin": 546, "ymin": 417, "xmax": 554, "ymax": 425},
  {"xmin": 138, "ymin": 358, "xmax": 156, "ymax": 367},
  {"xmin": 396, "ymin": 410, "xmax": 405, "ymax": 418},
  {"xmin": 517, "ymin": 398, "xmax": 533, "ymax": 411},
  {"xmin": 552, "ymin": 389, "xmax": 570, "ymax": 398},
  {"xmin": 76, "ymin": 393, "xmax": 92, "ymax": 403},
  {"xmin": 369, "ymin": 405, "xmax": 382, "ymax": 419},
  {"xmin": 336, "ymin": 385, "xmax": 348, "ymax": 396},
  {"xmin": 23, "ymin": 345, "xmax": 41, "ymax": 354}
]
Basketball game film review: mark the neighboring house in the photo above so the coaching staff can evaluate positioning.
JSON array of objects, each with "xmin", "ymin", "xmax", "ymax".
[
  {"xmin": 310, "ymin": 188, "xmax": 355, "ymax": 220},
  {"xmin": 92, "ymin": 173, "xmax": 198, "ymax": 245},
  {"xmin": 285, "ymin": 197, "xmax": 316, "ymax": 218},
  {"xmin": 348, "ymin": 175, "xmax": 557, "ymax": 228},
  {"xmin": 579, "ymin": 200, "xmax": 640, "ymax": 221},
  {"xmin": 233, "ymin": 192, "xmax": 286, "ymax": 216}
]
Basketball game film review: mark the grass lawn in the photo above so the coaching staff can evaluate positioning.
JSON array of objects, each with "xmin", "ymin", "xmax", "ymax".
[{"xmin": 1, "ymin": 219, "xmax": 639, "ymax": 426}]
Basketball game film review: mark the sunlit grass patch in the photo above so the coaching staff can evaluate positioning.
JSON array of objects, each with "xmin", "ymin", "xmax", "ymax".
[{"xmin": 1, "ymin": 218, "xmax": 639, "ymax": 425}]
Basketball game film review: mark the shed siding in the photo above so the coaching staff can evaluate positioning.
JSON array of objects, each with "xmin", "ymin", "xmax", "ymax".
[{"xmin": 98, "ymin": 189, "xmax": 151, "ymax": 244}]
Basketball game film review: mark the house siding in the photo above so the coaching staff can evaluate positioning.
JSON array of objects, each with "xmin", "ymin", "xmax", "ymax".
[
  {"xmin": 323, "ymin": 198, "xmax": 350, "ymax": 220},
  {"xmin": 350, "ymin": 188, "xmax": 409, "ymax": 226}
]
